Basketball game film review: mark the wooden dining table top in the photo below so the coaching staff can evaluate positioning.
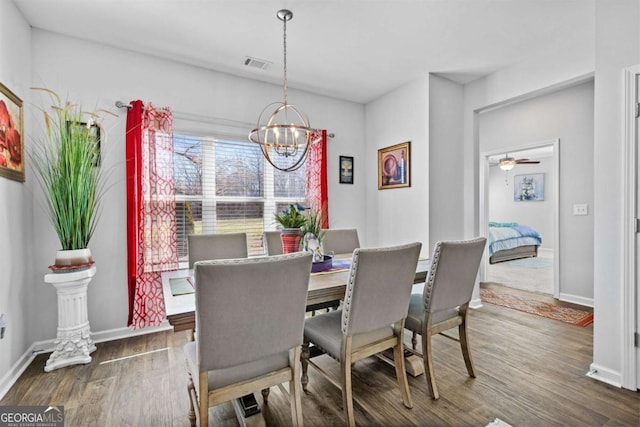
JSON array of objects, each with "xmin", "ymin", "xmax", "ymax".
[{"xmin": 160, "ymin": 257, "xmax": 430, "ymax": 332}]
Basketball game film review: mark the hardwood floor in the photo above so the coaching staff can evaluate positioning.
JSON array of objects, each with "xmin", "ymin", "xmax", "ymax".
[{"xmin": 2, "ymin": 291, "xmax": 637, "ymax": 426}]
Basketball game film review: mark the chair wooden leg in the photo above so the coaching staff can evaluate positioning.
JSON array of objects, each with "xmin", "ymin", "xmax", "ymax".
[
  {"xmin": 341, "ymin": 359, "xmax": 355, "ymax": 427},
  {"xmin": 392, "ymin": 332, "xmax": 413, "ymax": 409},
  {"xmin": 422, "ymin": 332, "xmax": 439, "ymax": 400},
  {"xmin": 301, "ymin": 341, "xmax": 310, "ymax": 392},
  {"xmin": 199, "ymin": 372, "xmax": 209, "ymax": 426},
  {"xmin": 289, "ymin": 347, "xmax": 304, "ymax": 427},
  {"xmin": 340, "ymin": 337, "xmax": 356, "ymax": 427},
  {"xmin": 261, "ymin": 388, "xmax": 270, "ymax": 404},
  {"xmin": 187, "ymin": 377, "xmax": 196, "ymax": 426},
  {"xmin": 459, "ymin": 318, "xmax": 476, "ymax": 378}
]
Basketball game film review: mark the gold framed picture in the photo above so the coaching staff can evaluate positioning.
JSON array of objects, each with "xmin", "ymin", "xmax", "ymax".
[
  {"xmin": 0, "ymin": 82, "xmax": 24, "ymax": 182},
  {"xmin": 378, "ymin": 141, "xmax": 410, "ymax": 190}
]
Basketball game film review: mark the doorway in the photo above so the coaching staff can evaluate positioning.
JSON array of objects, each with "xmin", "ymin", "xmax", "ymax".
[{"xmin": 480, "ymin": 139, "xmax": 560, "ymax": 298}]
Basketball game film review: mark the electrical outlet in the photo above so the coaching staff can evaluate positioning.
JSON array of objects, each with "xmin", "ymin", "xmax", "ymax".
[
  {"xmin": 573, "ymin": 204, "xmax": 588, "ymax": 216},
  {"xmin": 0, "ymin": 313, "xmax": 6, "ymax": 339}
]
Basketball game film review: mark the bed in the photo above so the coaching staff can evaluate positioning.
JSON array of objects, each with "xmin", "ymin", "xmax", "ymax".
[{"xmin": 488, "ymin": 222, "xmax": 542, "ymax": 264}]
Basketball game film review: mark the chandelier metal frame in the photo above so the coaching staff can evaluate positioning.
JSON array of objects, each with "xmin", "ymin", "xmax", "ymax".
[{"xmin": 248, "ymin": 9, "xmax": 317, "ymax": 172}]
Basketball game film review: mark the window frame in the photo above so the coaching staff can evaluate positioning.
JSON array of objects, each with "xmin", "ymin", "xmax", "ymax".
[{"xmin": 173, "ymin": 118, "xmax": 306, "ymax": 266}]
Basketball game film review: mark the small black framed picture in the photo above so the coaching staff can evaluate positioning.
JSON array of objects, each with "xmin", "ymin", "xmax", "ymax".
[{"xmin": 339, "ymin": 155, "xmax": 354, "ymax": 184}]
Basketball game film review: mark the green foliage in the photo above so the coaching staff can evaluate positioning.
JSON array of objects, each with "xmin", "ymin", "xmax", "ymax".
[
  {"xmin": 274, "ymin": 204, "xmax": 308, "ymax": 229},
  {"xmin": 30, "ymin": 88, "xmax": 113, "ymax": 250},
  {"xmin": 301, "ymin": 204, "xmax": 326, "ymax": 243}
]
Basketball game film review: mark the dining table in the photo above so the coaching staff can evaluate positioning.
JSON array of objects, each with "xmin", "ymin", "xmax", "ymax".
[{"xmin": 161, "ymin": 257, "xmax": 430, "ymax": 336}]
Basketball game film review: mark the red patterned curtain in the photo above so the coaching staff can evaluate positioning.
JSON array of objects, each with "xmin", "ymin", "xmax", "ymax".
[
  {"xmin": 126, "ymin": 101, "xmax": 179, "ymax": 328},
  {"xmin": 306, "ymin": 129, "xmax": 329, "ymax": 228}
]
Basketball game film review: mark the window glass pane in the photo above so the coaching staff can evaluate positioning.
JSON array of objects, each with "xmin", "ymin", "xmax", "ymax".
[
  {"xmin": 174, "ymin": 135, "xmax": 202, "ymax": 196},
  {"xmin": 173, "ymin": 132, "xmax": 306, "ymax": 260},
  {"xmin": 216, "ymin": 202, "xmax": 264, "ymax": 256},
  {"xmin": 215, "ymin": 140, "xmax": 263, "ymax": 197},
  {"xmin": 175, "ymin": 200, "xmax": 202, "ymax": 261},
  {"xmin": 274, "ymin": 166, "xmax": 305, "ymax": 198}
]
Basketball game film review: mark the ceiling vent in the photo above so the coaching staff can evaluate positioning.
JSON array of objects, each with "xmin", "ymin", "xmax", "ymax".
[{"xmin": 243, "ymin": 56, "xmax": 272, "ymax": 70}]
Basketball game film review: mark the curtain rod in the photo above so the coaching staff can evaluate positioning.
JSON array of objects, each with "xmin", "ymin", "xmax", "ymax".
[
  {"xmin": 116, "ymin": 101, "xmax": 334, "ymax": 138},
  {"xmin": 115, "ymin": 101, "xmax": 131, "ymax": 109}
]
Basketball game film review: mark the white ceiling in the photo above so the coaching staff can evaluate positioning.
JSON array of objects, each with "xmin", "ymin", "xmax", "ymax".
[{"xmin": 13, "ymin": 0, "xmax": 594, "ymax": 104}]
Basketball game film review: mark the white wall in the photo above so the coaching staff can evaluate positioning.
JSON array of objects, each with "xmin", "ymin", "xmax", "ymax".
[
  {"xmin": 463, "ymin": 34, "xmax": 595, "ymax": 241},
  {"xmin": 488, "ymin": 157, "xmax": 555, "ymax": 250},
  {"xmin": 479, "ymin": 81, "xmax": 595, "ymax": 300},
  {"xmin": 0, "ymin": 0, "xmax": 32, "ymax": 395},
  {"xmin": 428, "ymin": 75, "xmax": 465, "ymax": 250},
  {"xmin": 27, "ymin": 30, "xmax": 366, "ymax": 342},
  {"xmin": 364, "ymin": 76, "xmax": 429, "ymax": 257},
  {"xmin": 592, "ymin": 0, "xmax": 640, "ymax": 387}
]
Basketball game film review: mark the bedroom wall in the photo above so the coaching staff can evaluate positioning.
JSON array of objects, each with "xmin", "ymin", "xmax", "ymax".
[
  {"xmin": 488, "ymin": 156, "xmax": 555, "ymax": 250},
  {"xmin": 0, "ymin": 0, "xmax": 32, "ymax": 397},
  {"xmin": 478, "ymin": 81, "xmax": 595, "ymax": 303},
  {"xmin": 27, "ymin": 30, "xmax": 366, "ymax": 344}
]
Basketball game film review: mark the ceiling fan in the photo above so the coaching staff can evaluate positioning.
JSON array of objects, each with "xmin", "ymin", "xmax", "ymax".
[{"xmin": 491, "ymin": 154, "xmax": 540, "ymax": 171}]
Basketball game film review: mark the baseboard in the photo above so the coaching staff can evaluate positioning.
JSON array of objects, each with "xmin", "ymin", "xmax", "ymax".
[
  {"xmin": 470, "ymin": 297, "xmax": 483, "ymax": 309},
  {"xmin": 0, "ymin": 321, "xmax": 173, "ymax": 400},
  {"xmin": 587, "ymin": 363, "xmax": 622, "ymax": 388},
  {"xmin": 0, "ymin": 342, "xmax": 38, "ymax": 401},
  {"xmin": 558, "ymin": 292, "xmax": 594, "ymax": 308}
]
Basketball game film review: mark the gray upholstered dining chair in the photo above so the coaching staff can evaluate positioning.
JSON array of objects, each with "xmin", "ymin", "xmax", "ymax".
[
  {"xmin": 404, "ymin": 237, "xmax": 486, "ymax": 400},
  {"xmin": 301, "ymin": 242, "xmax": 422, "ymax": 427},
  {"xmin": 263, "ymin": 230, "xmax": 284, "ymax": 255},
  {"xmin": 187, "ymin": 232, "xmax": 248, "ymax": 269},
  {"xmin": 321, "ymin": 228, "xmax": 360, "ymax": 256},
  {"xmin": 184, "ymin": 252, "xmax": 313, "ymax": 427}
]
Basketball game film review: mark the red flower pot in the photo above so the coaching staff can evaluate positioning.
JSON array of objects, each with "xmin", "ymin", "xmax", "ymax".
[{"xmin": 280, "ymin": 229, "xmax": 303, "ymax": 254}]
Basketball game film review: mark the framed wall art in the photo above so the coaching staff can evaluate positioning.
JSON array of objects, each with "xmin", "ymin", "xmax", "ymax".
[
  {"xmin": 378, "ymin": 141, "xmax": 410, "ymax": 190},
  {"xmin": 339, "ymin": 155, "xmax": 353, "ymax": 184},
  {"xmin": 514, "ymin": 173, "xmax": 544, "ymax": 201},
  {"xmin": 0, "ymin": 82, "xmax": 24, "ymax": 182}
]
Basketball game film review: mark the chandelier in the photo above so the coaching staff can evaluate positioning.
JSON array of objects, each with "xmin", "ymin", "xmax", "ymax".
[{"xmin": 249, "ymin": 9, "xmax": 316, "ymax": 172}]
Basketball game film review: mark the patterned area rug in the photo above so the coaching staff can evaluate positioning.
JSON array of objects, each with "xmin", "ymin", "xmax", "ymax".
[{"xmin": 480, "ymin": 288, "xmax": 594, "ymax": 326}]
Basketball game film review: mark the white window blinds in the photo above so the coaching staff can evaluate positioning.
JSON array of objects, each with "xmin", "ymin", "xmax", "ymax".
[{"xmin": 173, "ymin": 133, "xmax": 305, "ymax": 259}]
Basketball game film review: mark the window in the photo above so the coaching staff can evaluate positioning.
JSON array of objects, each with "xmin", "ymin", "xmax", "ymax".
[{"xmin": 173, "ymin": 133, "xmax": 305, "ymax": 260}]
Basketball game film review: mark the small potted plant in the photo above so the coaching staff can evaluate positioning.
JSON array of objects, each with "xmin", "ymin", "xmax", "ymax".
[
  {"xmin": 274, "ymin": 204, "xmax": 308, "ymax": 253},
  {"xmin": 301, "ymin": 204, "xmax": 327, "ymax": 262}
]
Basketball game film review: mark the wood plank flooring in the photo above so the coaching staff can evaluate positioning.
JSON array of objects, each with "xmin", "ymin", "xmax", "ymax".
[{"xmin": 2, "ymin": 286, "xmax": 638, "ymax": 426}]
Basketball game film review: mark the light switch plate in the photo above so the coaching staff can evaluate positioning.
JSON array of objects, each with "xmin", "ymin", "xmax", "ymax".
[{"xmin": 573, "ymin": 204, "xmax": 588, "ymax": 216}]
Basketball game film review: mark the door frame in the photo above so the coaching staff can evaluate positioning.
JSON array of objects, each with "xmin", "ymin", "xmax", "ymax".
[
  {"xmin": 622, "ymin": 65, "xmax": 639, "ymax": 390},
  {"xmin": 479, "ymin": 138, "xmax": 560, "ymax": 298}
]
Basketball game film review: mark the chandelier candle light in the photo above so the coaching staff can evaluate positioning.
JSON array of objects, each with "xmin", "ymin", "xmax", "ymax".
[{"xmin": 249, "ymin": 9, "xmax": 317, "ymax": 172}]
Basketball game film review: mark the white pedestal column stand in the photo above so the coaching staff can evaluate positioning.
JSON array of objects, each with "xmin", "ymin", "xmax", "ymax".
[{"xmin": 44, "ymin": 266, "xmax": 97, "ymax": 372}]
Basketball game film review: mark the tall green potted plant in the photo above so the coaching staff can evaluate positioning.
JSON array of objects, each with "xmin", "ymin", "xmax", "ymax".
[
  {"xmin": 274, "ymin": 204, "xmax": 308, "ymax": 253},
  {"xmin": 31, "ymin": 88, "xmax": 112, "ymax": 269}
]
